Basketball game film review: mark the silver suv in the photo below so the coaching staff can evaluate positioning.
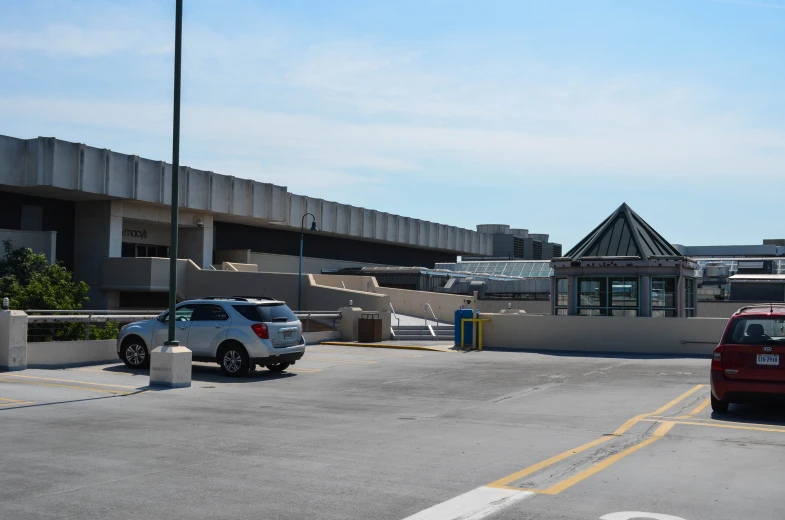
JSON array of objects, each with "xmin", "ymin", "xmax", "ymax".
[{"xmin": 117, "ymin": 297, "xmax": 305, "ymax": 377}]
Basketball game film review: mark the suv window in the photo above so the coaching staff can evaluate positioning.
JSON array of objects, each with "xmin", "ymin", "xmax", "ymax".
[
  {"xmin": 191, "ymin": 304, "xmax": 229, "ymax": 322},
  {"xmin": 725, "ymin": 317, "xmax": 785, "ymax": 344},
  {"xmin": 232, "ymin": 305, "xmax": 262, "ymax": 322},
  {"xmin": 161, "ymin": 304, "xmax": 196, "ymax": 322},
  {"xmin": 232, "ymin": 303, "xmax": 298, "ymax": 323},
  {"xmin": 261, "ymin": 303, "xmax": 298, "ymax": 323}
]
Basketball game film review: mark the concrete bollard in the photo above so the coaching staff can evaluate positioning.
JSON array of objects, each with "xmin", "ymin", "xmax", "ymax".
[
  {"xmin": 338, "ymin": 307, "xmax": 363, "ymax": 342},
  {"xmin": 0, "ymin": 310, "xmax": 28, "ymax": 371},
  {"xmin": 149, "ymin": 345, "xmax": 192, "ymax": 388}
]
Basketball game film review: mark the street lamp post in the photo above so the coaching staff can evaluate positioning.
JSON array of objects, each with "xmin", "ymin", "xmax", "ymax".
[
  {"xmin": 149, "ymin": 0, "xmax": 192, "ymax": 389},
  {"xmin": 298, "ymin": 213, "xmax": 318, "ymax": 311},
  {"xmin": 166, "ymin": 0, "xmax": 183, "ymax": 346}
]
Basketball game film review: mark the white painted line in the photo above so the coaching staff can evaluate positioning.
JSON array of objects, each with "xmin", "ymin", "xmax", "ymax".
[{"xmin": 401, "ymin": 486, "xmax": 533, "ymax": 520}]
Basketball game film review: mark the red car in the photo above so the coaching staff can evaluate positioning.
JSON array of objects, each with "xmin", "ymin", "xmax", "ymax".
[{"xmin": 711, "ymin": 305, "xmax": 785, "ymax": 413}]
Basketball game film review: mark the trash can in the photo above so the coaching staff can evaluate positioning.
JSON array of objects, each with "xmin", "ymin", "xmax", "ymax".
[
  {"xmin": 455, "ymin": 308, "xmax": 475, "ymax": 346},
  {"xmin": 358, "ymin": 312, "xmax": 383, "ymax": 343}
]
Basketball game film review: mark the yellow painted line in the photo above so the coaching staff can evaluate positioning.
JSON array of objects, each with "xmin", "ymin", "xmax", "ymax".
[
  {"xmin": 0, "ymin": 377, "xmax": 137, "ymax": 395},
  {"xmin": 642, "ymin": 418, "xmax": 785, "ymax": 434},
  {"xmin": 534, "ymin": 422, "xmax": 676, "ymax": 495},
  {"xmin": 0, "ymin": 397, "xmax": 36, "ymax": 406},
  {"xmin": 321, "ymin": 342, "xmax": 453, "ymax": 352},
  {"xmin": 613, "ymin": 384, "xmax": 705, "ymax": 436},
  {"xmin": 309, "ymin": 350, "xmax": 423, "ymax": 358},
  {"xmin": 487, "ymin": 436, "xmax": 614, "ymax": 488},
  {"xmin": 683, "ymin": 398, "xmax": 711, "ymax": 418},
  {"xmin": 488, "ymin": 385, "xmax": 705, "ymax": 492},
  {"xmin": 0, "ymin": 373, "xmax": 141, "ymax": 390}
]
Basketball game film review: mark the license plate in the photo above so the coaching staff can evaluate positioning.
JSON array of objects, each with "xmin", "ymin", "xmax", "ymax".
[
  {"xmin": 757, "ymin": 354, "xmax": 780, "ymax": 366},
  {"xmin": 283, "ymin": 331, "xmax": 293, "ymax": 340}
]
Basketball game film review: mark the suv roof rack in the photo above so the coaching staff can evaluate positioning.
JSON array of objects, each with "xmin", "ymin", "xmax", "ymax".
[{"xmin": 200, "ymin": 296, "xmax": 279, "ymax": 302}]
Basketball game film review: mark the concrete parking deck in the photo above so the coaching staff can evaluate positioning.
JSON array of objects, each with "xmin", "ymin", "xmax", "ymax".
[{"xmin": 1, "ymin": 346, "xmax": 783, "ymax": 520}]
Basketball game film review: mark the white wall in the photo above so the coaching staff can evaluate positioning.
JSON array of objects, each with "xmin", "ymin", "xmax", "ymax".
[
  {"xmin": 249, "ymin": 252, "xmax": 391, "ymax": 274},
  {"xmin": 27, "ymin": 339, "xmax": 117, "ymax": 368},
  {"xmin": 0, "ymin": 229, "xmax": 57, "ymax": 263},
  {"xmin": 481, "ymin": 314, "xmax": 728, "ymax": 355}
]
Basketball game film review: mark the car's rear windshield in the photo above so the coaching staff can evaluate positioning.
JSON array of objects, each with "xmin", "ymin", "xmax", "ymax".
[
  {"xmin": 725, "ymin": 316, "xmax": 785, "ymax": 344},
  {"xmin": 233, "ymin": 303, "xmax": 298, "ymax": 323}
]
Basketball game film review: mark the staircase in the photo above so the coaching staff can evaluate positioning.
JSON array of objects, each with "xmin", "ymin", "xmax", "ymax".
[{"xmin": 392, "ymin": 323, "xmax": 455, "ymax": 341}]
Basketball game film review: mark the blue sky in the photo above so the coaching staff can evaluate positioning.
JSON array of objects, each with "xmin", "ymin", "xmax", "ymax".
[{"xmin": 1, "ymin": 0, "xmax": 784, "ymax": 249}]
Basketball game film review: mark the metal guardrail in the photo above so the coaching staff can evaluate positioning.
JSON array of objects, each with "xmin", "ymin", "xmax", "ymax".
[
  {"xmin": 24, "ymin": 310, "xmax": 341, "ymax": 340},
  {"xmin": 294, "ymin": 311, "xmax": 340, "ymax": 333},
  {"xmin": 25, "ymin": 313, "xmax": 156, "ymax": 342}
]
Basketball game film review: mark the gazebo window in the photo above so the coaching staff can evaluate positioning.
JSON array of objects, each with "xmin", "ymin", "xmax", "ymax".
[
  {"xmin": 685, "ymin": 278, "xmax": 696, "ymax": 318},
  {"xmin": 652, "ymin": 277, "xmax": 677, "ymax": 317},
  {"xmin": 577, "ymin": 276, "xmax": 638, "ymax": 316},
  {"xmin": 555, "ymin": 277, "xmax": 569, "ymax": 315}
]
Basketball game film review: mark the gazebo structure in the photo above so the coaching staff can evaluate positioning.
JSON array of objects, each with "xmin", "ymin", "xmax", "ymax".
[{"xmin": 550, "ymin": 203, "xmax": 698, "ymax": 317}]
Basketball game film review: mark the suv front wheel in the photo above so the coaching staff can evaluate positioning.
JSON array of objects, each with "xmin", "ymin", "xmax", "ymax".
[
  {"xmin": 218, "ymin": 342, "xmax": 251, "ymax": 377},
  {"xmin": 121, "ymin": 337, "xmax": 150, "ymax": 369}
]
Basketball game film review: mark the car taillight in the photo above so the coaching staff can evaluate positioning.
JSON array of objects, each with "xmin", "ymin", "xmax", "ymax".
[
  {"xmin": 251, "ymin": 323, "xmax": 269, "ymax": 339},
  {"xmin": 711, "ymin": 345, "xmax": 723, "ymax": 371}
]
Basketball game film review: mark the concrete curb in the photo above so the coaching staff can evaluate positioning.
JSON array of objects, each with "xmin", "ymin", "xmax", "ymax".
[{"xmin": 320, "ymin": 341, "xmax": 455, "ymax": 353}]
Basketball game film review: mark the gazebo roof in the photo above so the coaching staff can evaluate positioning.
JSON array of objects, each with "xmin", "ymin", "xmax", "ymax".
[{"xmin": 564, "ymin": 203, "xmax": 683, "ymax": 261}]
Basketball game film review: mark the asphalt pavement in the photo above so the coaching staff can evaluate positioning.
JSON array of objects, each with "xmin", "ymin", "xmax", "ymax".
[{"xmin": 1, "ymin": 345, "xmax": 783, "ymax": 520}]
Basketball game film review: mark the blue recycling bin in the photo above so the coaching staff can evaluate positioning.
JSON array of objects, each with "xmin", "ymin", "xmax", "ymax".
[{"xmin": 455, "ymin": 309, "xmax": 475, "ymax": 345}]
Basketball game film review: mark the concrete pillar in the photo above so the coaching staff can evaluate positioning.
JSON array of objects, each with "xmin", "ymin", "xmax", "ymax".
[
  {"xmin": 549, "ymin": 276, "xmax": 557, "ymax": 315},
  {"xmin": 640, "ymin": 275, "xmax": 652, "ymax": 317},
  {"xmin": 380, "ymin": 309, "xmax": 392, "ymax": 341},
  {"xmin": 179, "ymin": 214, "xmax": 214, "ymax": 269},
  {"xmin": 0, "ymin": 311, "xmax": 28, "ymax": 371},
  {"xmin": 567, "ymin": 275, "xmax": 577, "ymax": 316},
  {"xmin": 677, "ymin": 274, "xmax": 685, "ymax": 318},
  {"xmin": 73, "ymin": 201, "xmax": 123, "ymax": 308},
  {"xmin": 338, "ymin": 306, "xmax": 363, "ymax": 342}
]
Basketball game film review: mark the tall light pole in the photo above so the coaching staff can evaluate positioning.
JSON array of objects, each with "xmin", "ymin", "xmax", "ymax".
[
  {"xmin": 166, "ymin": 0, "xmax": 183, "ymax": 346},
  {"xmin": 298, "ymin": 213, "xmax": 318, "ymax": 311},
  {"xmin": 150, "ymin": 0, "xmax": 191, "ymax": 389}
]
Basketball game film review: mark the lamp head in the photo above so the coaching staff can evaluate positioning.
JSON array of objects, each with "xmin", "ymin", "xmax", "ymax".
[{"xmin": 310, "ymin": 221, "xmax": 319, "ymax": 232}]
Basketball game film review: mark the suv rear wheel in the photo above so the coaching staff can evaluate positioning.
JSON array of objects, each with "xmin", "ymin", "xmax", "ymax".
[
  {"xmin": 218, "ymin": 342, "xmax": 250, "ymax": 377},
  {"xmin": 711, "ymin": 394, "xmax": 729, "ymax": 413},
  {"xmin": 121, "ymin": 337, "xmax": 150, "ymax": 369}
]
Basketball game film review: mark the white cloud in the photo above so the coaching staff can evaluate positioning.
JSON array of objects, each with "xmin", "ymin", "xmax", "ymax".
[
  {"xmin": 0, "ymin": 22, "xmax": 172, "ymax": 57},
  {"xmin": 0, "ymin": 3, "xmax": 782, "ymax": 188}
]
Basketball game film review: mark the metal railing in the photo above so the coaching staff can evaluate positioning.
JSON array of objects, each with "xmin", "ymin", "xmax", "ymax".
[
  {"xmin": 424, "ymin": 303, "xmax": 440, "ymax": 340},
  {"xmin": 294, "ymin": 311, "xmax": 340, "ymax": 333},
  {"xmin": 25, "ymin": 312, "xmax": 158, "ymax": 342}
]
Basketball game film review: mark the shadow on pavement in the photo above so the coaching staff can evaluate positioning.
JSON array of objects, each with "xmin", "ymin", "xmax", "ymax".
[
  {"xmin": 93, "ymin": 363, "xmax": 297, "ymax": 384},
  {"xmin": 711, "ymin": 401, "xmax": 785, "ymax": 427}
]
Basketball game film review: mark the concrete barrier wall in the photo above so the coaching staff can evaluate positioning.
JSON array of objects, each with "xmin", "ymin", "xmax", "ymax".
[
  {"xmin": 310, "ymin": 274, "xmax": 380, "ymax": 293},
  {"xmin": 222, "ymin": 262, "xmax": 259, "ymax": 272},
  {"xmin": 697, "ymin": 301, "xmax": 761, "ymax": 318},
  {"xmin": 478, "ymin": 300, "xmax": 551, "ymax": 315},
  {"xmin": 250, "ymin": 252, "xmax": 391, "ymax": 275},
  {"xmin": 303, "ymin": 331, "xmax": 341, "ymax": 344},
  {"xmin": 27, "ymin": 340, "xmax": 117, "ymax": 368},
  {"xmin": 378, "ymin": 287, "xmax": 470, "ymax": 322},
  {"xmin": 0, "ymin": 229, "xmax": 57, "ymax": 263},
  {"xmin": 481, "ymin": 314, "xmax": 728, "ymax": 356}
]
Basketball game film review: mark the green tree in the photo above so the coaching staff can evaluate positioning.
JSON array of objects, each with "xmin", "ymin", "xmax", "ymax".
[
  {"xmin": 0, "ymin": 240, "xmax": 119, "ymax": 340},
  {"xmin": 0, "ymin": 240, "xmax": 89, "ymax": 311}
]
